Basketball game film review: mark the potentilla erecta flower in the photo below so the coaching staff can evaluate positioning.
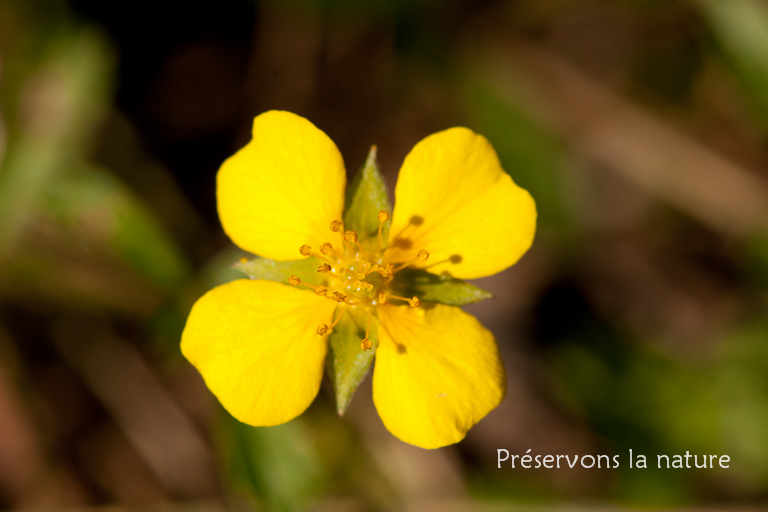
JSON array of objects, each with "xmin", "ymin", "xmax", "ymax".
[{"xmin": 181, "ymin": 110, "xmax": 536, "ymax": 449}]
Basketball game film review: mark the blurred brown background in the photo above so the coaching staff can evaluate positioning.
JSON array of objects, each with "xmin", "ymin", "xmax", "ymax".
[{"xmin": 2, "ymin": 0, "xmax": 768, "ymax": 510}]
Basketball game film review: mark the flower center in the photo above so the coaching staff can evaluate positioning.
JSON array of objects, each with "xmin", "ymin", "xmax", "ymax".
[{"xmin": 288, "ymin": 210, "xmax": 429, "ymax": 350}]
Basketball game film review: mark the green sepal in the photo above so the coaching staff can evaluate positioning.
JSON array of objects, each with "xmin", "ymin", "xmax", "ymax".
[
  {"xmin": 343, "ymin": 146, "xmax": 391, "ymax": 252},
  {"xmin": 232, "ymin": 256, "xmax": 324, "ymax": 287},
  {"xmin": 325, "ymin": 307, "xmax": 379, "ymax": 415},
  {"xmin": 389, "ymin": 267, "xmax": 493, "ymax": 306}
]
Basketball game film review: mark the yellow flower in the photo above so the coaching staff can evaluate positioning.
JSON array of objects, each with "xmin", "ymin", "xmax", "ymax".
[{"xmin": 181, "ymin": 111, "xmax": 536, "ymax": 449}]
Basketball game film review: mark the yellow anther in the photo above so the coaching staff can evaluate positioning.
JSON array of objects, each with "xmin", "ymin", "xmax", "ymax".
[
  {"xmin": 378, "ymin": 262, "xmax": 395, "ymax": 277},
  {"xmin": 317, "ymin": 324, "xmax": 329, "ymax": 335},
  {"xmin": 320, "ymin": 242, "xmax": 333, "ymax": 255},
  {"xmin": 361, "ymin": 338, "xmax": 372, "ymax": 351},
  {"xmin": 344, "ymin": 230, "xmax": 358, "ymax": 243},
  {"xmin": 314, "ymin": 286, "xmax": 328, "ymax": 296},
  {"xmin": 408, "ymin": 296, "xmax": 421, "ymax": 308},
  {"xmin": 318, "ymin": 263, "xmax": 332, "ymax": 273},
  {"xmin": 330, "ymin": 220, "xmax": 343, "ymax": 232},
  {"xmin": 289, "ymin": 276, "xmax": 301, "ymax": 286},
  {"xmin": 239, "ymin": 257, "xmax": 248, "ymax": 263},
  {"xmin": 378, "ymin": 210, "xmax": 389, "ymax": 222},
  {"xmin": 417, "ymin": 249, "xmax": 429, "ymax": 261},
  {"xmin": 356, "ymin": 272, "xmax": 366, "ymax": 280},
  {"xmin": 379, "ymin": 293, "xmax": 388, "ymax": 305},
  {"xmin": 299, "ymin": 245, "xmax": 312, "ymax": 256},
  {"xmin": 363, "ymin": 282, "xmax": 374, "ymax": 291},
  {"xmin": 332, "ymin": 292, "xmax": 346, "ymax": 302}
]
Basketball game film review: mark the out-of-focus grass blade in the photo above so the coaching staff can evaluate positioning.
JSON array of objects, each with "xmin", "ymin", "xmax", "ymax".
[
  {"xmin": 698, "ymin": 0, "xmax": 768, "ymax": 126},
  {"xmin": 0, "ymin": 28, "xmax": 113, "ymax": 255},
  {"xmin": 41, "ymin": 165, "xmax": 190, "ymax": 292},
  {"xmin": 217, "ymin": 411, "xmax": 321, "ymax": 512}
]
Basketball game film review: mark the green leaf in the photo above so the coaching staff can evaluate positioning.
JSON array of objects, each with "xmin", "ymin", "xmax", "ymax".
[
  {"xmin": 233, "ymin": 256, "xmax": 325, "ymax": 287},
  {"xmin": 326, "ymin": 306, "xmax": 378, "ymax": 415},
  {"xmin": 343, "ymin": 146, "xmax": 391, "ymax": 252},
  {"xmin": 389, "ymin": 267, "xmax": 493, "ymax": 306}
]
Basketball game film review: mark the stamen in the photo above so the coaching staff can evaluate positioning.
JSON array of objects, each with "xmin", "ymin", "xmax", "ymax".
[
  {"xmin": 342, "ymin": 229, "xmax": 366, "ymax": 256},
  {"xmin": 389, "ymin": 294, "xmax": 421, "ymax": 308},
  {"xmin": 299, "ymin": 243, "xmax": 334, "ymax": 264},
  {"xmin": 377, "ymin": 263, "xmax": 395, "ymax": 278},
  {"xmin": 320, "ymin": 242, "xmax": 334, "ymax": 255},
  {"xmin": 377, "ymin": 210, "xmax": 389, "ymax": 252},
  {"xmin": 329, "ymin": 311, "xmax": 344, "ymax": 329},
  {"xmin": 392, "ymin": 249, "xmax": 430, "ymax": 273},
  {"xmin": 317, "ymin": 324, "xmax": 329, "ymax": 335},
  {"xmin": 289, "ymin": 276, "xmax": 316, "ymax": 291},
  {"xmin": 379, "ymin": 293, "xmax": 388, "ymax": 305},
  {"xmin": 330, "ymin": 220, "xmax": 343, "ymax": 232},
  {"xmin": 361, "ymin": 309, "xmax": 373, "ymax": 351},
  {"xmin": 314, "ymin": 285, "xmax": 328, "ymax": 296},
  {"xmin": 318, "ymin": 263, "xmax": 332, "ymax": 273},
  {"xmin": 332, "ymin": 292, "xmax": 346, "ymax": 303}
]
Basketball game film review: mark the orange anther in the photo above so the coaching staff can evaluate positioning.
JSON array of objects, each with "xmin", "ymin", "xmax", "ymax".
[
  {"xmin": 288, "ymin": 276, "xmax": 301, "ymax": 286},
  {"xmin": 318, "ymin": 263, "xmax": 332, "ymax": 273},
  {"xmin": 417, "ymin": 249, "xmax": 429, "ymax": 261},
  {"xmin": 361, "ymin": 338, "xmax": 372, "ymax": 351},
  {"xmin": 330, "ymin": 220, "xmax": 343, "ymax": 232},
  {"xmin": 379, "ymin": 293, "xmax": 388, "ymax": 305},
  {"xmin": 317, "ymin": 324, "xmax": 329, "ymax": 335},
  {"xmin": 377, "ymin": 210, "xmax": 389, "ymax": 222},
  {"xmin": 344, "ymin": 230, "xmax": 358, "ymax": 243},
  {"xmin": 299, "ymin": 245, "xmax": 312, "ymax": 256},
  {"xmin": 320, "ymin": 242, "xmax": 333, "ymax": 255},
  {"xmin": 314, "ymin": 286, "xmax": 328, "ymax": 296},
  {"xmin": 408, "ymin": 296, "xmax": 421, "ymax": 308}
]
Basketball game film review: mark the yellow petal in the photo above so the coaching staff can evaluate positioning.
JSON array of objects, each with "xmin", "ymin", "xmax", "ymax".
[
  {"xmin": 373, "ymin": 304, "xmax": 506, "ymax": 449},
  {"xmin": 388, "ymin": 127, "xmax": 536, "ymax": 279},
  {"xmin": 181, "ymin": 279, "xmax": 336, "ymax": 426},
  {"xmin": 217, "ymin": 111, "xmax": 346, "ymax": 260}
]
